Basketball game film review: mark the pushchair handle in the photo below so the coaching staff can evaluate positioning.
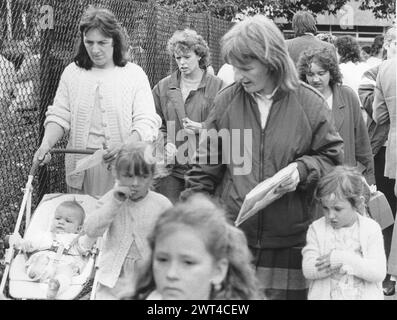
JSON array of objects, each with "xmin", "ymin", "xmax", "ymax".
[
  {"xmin": 29, "ymin": 160, "xmax": 40, "ymax": 177},
  {"xmin": 50, "ymin": 148, "xmax": 96, "ymax": 155},
  {"xmin": 29, "ymin": 149, "xmax": 96, "ymax": 176}
]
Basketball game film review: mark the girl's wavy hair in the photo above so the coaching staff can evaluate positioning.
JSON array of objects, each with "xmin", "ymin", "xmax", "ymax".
[
  {"xmin": 297, "ymin": 47, "xmax": 343, "ymax": 87},
  {"xmin": 314, "ymin": 165, "xmax": 370, "ymax": 214},
  {"xmin": 334, "ymin": 35, "xmax": 362, "ymax": 64},
  {"xmin": 167, "ymin": 28, "xmax": 210, "ymax": 70},
  {"xmin": 74, "ymin": 6, "xmax": 128, "ymax": 69},
  {"xmin": 132, "ymin": 193, "xmax": 260, "ymax": 300},
  {"xmin": 370, "ymin": 35, "xmax": 384, "ymax": 56},
  {"xmin": 221, "ymin": 14, "xmax": 299, "ymax": 93}
]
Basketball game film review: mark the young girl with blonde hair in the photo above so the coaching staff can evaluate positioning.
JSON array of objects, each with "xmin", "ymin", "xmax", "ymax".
[
  {"xmin": 302, "ymin": 166, "xmax": 386, "ymax": 299},
  {"xmin": 83, "ymin": 142, "xmax": 172, "ymax": 299}
]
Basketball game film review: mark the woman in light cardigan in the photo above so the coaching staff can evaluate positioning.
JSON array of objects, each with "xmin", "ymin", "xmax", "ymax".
[
  {"xmin": 33, "ymin": 7, "xmax": 160, "ymax": 197},
  {"xmin": 302, "ymin": 166, "xmax": 386, "ymax": 300}
]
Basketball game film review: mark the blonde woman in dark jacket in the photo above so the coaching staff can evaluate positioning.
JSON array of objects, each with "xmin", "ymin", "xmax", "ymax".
[{"xmin": 182, "ymin": 15, "xmax": 344, "ymax": 300}]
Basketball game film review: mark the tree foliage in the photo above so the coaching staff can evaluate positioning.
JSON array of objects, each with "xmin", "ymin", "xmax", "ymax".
[
  {"xmin": 236, "ymin": 0, "xmax": 348, "ymax": 21},
  {"xmin": 156, "ymin": 0, "xmax": 395, "ymax": 21},
  {"xmin": 359, "ymin": 0, "xmax": 396, "ymax": 20},
  {"xmin": 156, "ymin": 0, "xmax": 244, "ymax": 21}
]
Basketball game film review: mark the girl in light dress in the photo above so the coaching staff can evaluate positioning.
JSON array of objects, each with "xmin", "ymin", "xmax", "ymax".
[{"xmin": 302, "ymin": 165, "xmax": 386, "ymax": 300}]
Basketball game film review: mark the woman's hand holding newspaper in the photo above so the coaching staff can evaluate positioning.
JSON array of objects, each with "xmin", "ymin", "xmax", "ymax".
[
  {"xmin": 274, "ymin": 162, "xmax": 300, "ymax": 196},
  {"xmin": 235, "ymin": 162, "xmax": 299, "ymax": 227}
]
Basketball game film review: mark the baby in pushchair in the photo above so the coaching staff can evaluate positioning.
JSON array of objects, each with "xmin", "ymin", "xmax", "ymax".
[{"xmin": 9, "ymin": 198, "xmax": 95, "ymax": 299}]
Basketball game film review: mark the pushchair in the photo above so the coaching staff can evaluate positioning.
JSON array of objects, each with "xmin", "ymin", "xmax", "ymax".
[{"xmin": 0, "ymin": 150, "xmax": 102, "ymax": 300}]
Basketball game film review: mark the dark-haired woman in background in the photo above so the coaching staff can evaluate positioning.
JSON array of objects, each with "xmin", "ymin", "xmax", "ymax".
[
  {"xmin": 297, "ymin": 47, "xmax": 374, "ymax": 185},
  {"xmin": 33, "ymin": 6, "xmax": 160, "ymax": 197},
  {"xmin": 366, "ymin": 35, "xmax": 384, "ymax": 68},
  {"xmin": 334, "ymin": 35, "xmax": 369, "ymax": 98}
]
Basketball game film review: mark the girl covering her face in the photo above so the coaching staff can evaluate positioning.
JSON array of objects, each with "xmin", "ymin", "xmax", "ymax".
[{"xmin": 83, "ymin": 142, "xmax": 173, "ymax": 300}]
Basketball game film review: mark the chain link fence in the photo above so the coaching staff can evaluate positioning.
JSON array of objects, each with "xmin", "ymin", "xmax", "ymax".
[{"xmin": 0, "ymin": 0, "xmax": 232, "ymax": 266}]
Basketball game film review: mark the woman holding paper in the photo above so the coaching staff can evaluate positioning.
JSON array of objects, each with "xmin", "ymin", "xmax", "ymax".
[
  {"xmin": 182, "ymin": 15, "xmax": 344, "ymax": 300},
  {"xmin": 32, "ymin": 7, "xmax": 160, "ymax": 197},
  {"xmin": 152, "ymin": 28, "xmax": 223, "ymax": 203}
]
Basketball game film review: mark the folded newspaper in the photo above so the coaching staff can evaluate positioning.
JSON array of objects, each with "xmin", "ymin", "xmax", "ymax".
[
  {"xmin": 68, "ymin": 149, "xmax": 107, "ymax": 176},
  {"xmin": 235, "ymin": 163, "xmax": 298, "ymax": 227}
]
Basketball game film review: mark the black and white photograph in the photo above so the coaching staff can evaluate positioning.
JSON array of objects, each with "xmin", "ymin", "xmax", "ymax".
[{"xmin": 0, "ymin": 0, "xmax": 395, "ymax": 309}]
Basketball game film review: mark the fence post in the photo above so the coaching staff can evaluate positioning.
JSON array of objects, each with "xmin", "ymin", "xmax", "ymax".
[{"xmin": 145, "ymin": 2, "xmax": 158, "ymax": 87}]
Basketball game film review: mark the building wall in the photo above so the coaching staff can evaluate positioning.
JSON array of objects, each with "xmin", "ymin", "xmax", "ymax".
[{"xmin": 277, "ymin": 0, "xmax": 395, "ymax": 45}]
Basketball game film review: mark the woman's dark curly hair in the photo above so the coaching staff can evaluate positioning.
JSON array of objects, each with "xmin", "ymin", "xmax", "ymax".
[
  {"xmin": 334, "ymin": 35, "xmax": 362, "ymax": 64},
  {"xmin": 74, "ymin": 6, "xmax": 128, "ymax": 70},
  {"xmin": 297, "ymin": 47, "xmax": 343, "ymax": 87},
  {"xmin": 370, "ymin": 35, "xmax": 384, "ymax": 56}
]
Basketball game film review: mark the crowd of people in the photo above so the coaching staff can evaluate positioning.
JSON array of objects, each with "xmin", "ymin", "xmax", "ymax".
[{"xmin": 1, "ymin": 6, "xmax": 396, "ymax": 300}]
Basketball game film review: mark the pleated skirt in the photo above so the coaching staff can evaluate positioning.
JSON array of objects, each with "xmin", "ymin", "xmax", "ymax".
[{"xmin": 250, "ymin": 244, "xmax": 309, "ymax": 300}]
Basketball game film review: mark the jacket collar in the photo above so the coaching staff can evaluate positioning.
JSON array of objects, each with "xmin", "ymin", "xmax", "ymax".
[
  {"xmin": 245, "ymin": 85, "xmax": 286, "ymax": 128},
  {"xmin": 331, "ymin": 84, "xmax": 345, "ymax": 131},
  {"xmin": 166, "ymin": 69, "xmax": 209, "ymax": 124},
  {"xmin": 168, "ymin": 69, "xmax": 208, "ymax": 90},
  {"xmin": 297, "ymin": 33, "xmax": 316, "ymax": 39},
  {"xmin": 250, "ymin": 85, "xmax": 280, "ymax": 102}
]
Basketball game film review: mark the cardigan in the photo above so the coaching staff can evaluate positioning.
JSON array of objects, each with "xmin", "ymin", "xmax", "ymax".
[
  {"xmin": 302, "ymin": 213, "xmax": 386, "ymax": 300},
  {"xmin": 83, "ymin": 190, "xmax": 172, "ymax": 288},
  {"xmin": 44, "ymin": 62, "xmax": 161, "ymax": 189}
]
